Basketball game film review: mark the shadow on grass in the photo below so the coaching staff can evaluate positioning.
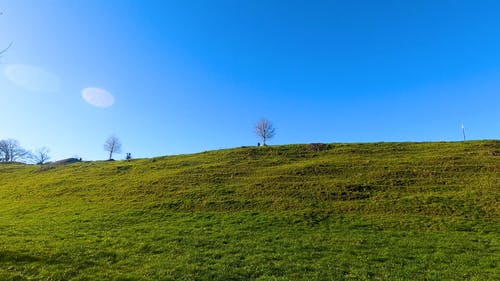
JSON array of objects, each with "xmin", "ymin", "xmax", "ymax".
[{"xmin": 0, "ymin": 250, "xmax": 40, "ymax": 263}]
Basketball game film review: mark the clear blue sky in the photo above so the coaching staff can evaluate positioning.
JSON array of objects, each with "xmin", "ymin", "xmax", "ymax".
[{"xmin": 1, "ymin": 0, "xmax": 499, "ymax": 161}]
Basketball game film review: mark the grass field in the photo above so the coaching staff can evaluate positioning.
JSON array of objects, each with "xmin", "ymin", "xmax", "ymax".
[{"xmin": 0, "ymin": 141, "xmax": 498, "ymax": 280}]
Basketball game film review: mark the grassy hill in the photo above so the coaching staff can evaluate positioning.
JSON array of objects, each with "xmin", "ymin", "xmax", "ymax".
[{"xmin": 0, "ymin": 141, "xmax": 498, "ymax": 280}]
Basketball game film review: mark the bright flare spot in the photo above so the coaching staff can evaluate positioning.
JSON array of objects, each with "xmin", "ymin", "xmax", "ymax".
[
  {"xmin": 81, "ymin": 87, "xmax": 115, "ymax": 108},
  {"xmin": 4, "ymin": 64, "xmax": 61, "ymax": 92}
]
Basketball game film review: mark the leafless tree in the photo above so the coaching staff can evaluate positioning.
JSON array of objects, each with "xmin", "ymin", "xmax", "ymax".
[
  {"xmin": 32, "ymin": 147, "xmax": 51, "ymax": 165},
  {"xmin": 255, "ymin": 118, "xmax": 276, "ymax": 146},
  {"xmin": 0, "ymin": 139, "xmax": 30, "ymax": 163},
  {"xmin": 104, "ymin": 135, "xmax": 122, "ymax": 160}
]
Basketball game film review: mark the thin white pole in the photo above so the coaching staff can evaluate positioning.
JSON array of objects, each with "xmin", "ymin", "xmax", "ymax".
[{"xmin": 462, "ymin": 124, "xmax": 466, "ymax": 141}]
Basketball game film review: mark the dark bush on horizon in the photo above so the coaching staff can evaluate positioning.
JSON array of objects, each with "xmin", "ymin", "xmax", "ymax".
[{"xmin": 306, "ymin": 143, "xmax": 328, "ymax": 152}]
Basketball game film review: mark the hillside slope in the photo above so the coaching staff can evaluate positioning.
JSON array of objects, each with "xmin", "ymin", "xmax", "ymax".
[{"xmin": 0, "ymin": 141, "xmax": 498, "ymax": 280}]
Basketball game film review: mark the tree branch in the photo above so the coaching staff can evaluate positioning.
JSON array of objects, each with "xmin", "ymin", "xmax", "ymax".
[{"xmin": 0, "ymin": 41, "xmax": 12, "ymax": 56}]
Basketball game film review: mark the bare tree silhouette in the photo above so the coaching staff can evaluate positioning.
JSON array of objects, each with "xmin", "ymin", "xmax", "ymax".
[
  {"xmin": 255, "ymin": 119, "xmax": 276, "ymax": 146},
  {"xmin": 32, "ymin": 147, "xmax": 51, "ymax": 165},
  {"xmin": 0, "ymin": 139, "xmax": 30, "ymax": 163},
  {"xmin": 104, "ymin": 136, "xmax": 122, "ymax": 160}
]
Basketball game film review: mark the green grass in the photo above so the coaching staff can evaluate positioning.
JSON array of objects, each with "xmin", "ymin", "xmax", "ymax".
[{"xmin": 0, "ymin": 141, "xmax": 498, "ymax": 280}]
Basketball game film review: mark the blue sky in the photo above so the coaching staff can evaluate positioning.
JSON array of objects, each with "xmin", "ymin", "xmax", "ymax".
[{"xmin": 1, "ymin": 0, "xmax": 499, "ymax": 161}]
